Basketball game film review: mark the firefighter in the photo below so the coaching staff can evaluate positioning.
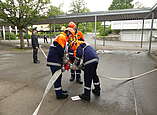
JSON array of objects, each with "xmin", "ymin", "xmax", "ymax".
[
  {"xmin": 74, "ymin": 28, "xmax": 85, "ymax": 41},
  {"xmin": 68, "ymin": 22, "xmax": 84, "ymax": 83},
  {"xmin": 68, "ymin": 21, "xmax": 85, "ymax": 41},
  {"xmin": 47, "ymin": 27, "xmax": 75, "ymax": 99},
  {"xmin": 68, "ymin": 43, "xmax": 83, "ymax": 84},
  {"xmin": 71, "ymin": 41, "xmax": 101, "ymax": 101},
  {"xmin": 31, "ymin": 28, "xmax": 40, "ymax": 64}
]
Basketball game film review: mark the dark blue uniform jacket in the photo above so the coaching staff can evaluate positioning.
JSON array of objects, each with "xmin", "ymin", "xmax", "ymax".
[
  {"xmin": 76, "ymin": 43, "xmax": 98, "ymax": 65},
  {"xmin": 47, "ymin": 41, "xmax": 64, "ymax": 66}
]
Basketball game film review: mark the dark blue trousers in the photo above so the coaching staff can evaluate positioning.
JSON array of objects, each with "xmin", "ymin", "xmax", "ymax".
[
  {"xmin": 50, "ymin": 66, "xmax": 62, "ymax": 96},
  {"xmin": 84, "ymin": 62, "xmax": 100, "ymax": 96}
]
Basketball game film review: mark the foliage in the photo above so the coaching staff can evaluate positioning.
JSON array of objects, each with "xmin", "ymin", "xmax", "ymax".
[
  {"xmin": 68, "ymin": 0, "xmax": 90, "ymax": 32},
  {"xmin": 108, "ymin": 0, "xmax": 134, "ymax": 10},
  {"xmin": 37, "ymin": 32, "xmax": 60, "ymax": 38},
  {"xmin": 48, "ymin": 5, "xmax": 64, "ymax": 17},
  {"xmin": 98, "ymin": 25, "xmax": 112, "ymax": 36},
  {"xmin": 24, "ymin": 34, "xmax": 31, "ymax": 39},
  {"xmin": 0, "ymin": 0, "xmax": 50, "ymax": 48},
  {"xmin": 0, "ymin": 0, "xmax": 50, "ymax": 29},
  {"xmin": 47, "ymin": 5, "xmax": 65, "ymax": 33},
  {"xmin": 69, "ymin": 0, "xmax": 90, "ymax": 14},
  {"xmin": 5, "ymin": 32, "xmax": 17, "ymax": 40}
]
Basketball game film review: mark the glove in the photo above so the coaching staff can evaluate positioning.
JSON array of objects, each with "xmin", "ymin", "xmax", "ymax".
[
  {"xmin": 71, "ymin": 64, "xmax": 78, "ymax": 70},
  {"xmin": 78, "ymin": 63, "xmax": 85, "ymax": 70}
]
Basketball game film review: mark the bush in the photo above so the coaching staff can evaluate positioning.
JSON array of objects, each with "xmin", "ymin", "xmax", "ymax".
[
  {"xmin": 5, "ymin": 32, "xmax": 17, "ymax": 40},
  {"xmin": 98, "ymin": 26, "xmax": 112, "ymax": 36},
  {"xmin": 37, "ymin": 32, "xmax": 60, "ymax": 38},
  {"xmin": 24, "ymin": 34, "xmax": 31, "ymax": 39}
]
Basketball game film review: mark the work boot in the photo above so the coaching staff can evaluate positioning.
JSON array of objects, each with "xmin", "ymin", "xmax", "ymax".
[
  {"xmin": 34, "ymin": 60, "xmax": 40, "ymax": 64},
  {"xmin": 56, "ymin": 93, "xmax": 68, "ymax": 100},
  {"xmin": 76, "ymin": 79, "xmax": 83, "ymax": 84},
  {"xmin": 79, "ymin": 93, "xmax": 90, "ymax": 101},
  {"xmin": 62, "ymin": 90, "xmax": 68, "ymax": 94},
  {"xmin": 92, "ymin": 88, "xmax": 100, "ymax": 96}
]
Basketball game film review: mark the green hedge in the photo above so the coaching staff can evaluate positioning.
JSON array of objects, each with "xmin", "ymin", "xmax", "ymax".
[
  {"xmin": 98, "ymin": 26, "xmax": 112, "ymax": 36},
  {"xmin": 24, "ymin": 34, "xmax": 31, "ymax": 39},
  {"xmin": 5, "ymin": 32, "xmax": 17, "ymax": 40},
  {"xmin": 37, "ymin": 32, "xmax": 60, "ymax": 38}
]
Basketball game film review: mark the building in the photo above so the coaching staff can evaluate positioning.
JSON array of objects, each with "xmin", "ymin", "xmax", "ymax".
[{"xmin": 111, "ymin": 20, "xmax": 157, "ymax": 41}]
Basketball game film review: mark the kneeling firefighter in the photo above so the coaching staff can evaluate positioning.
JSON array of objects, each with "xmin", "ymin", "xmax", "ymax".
[
  {"xmin": 70, "ymin": 41, "xmax": 101, "ymax": 101},
  {"xmin": 47, "ymin": 28, "xmax": 75, "ymax": 99}
]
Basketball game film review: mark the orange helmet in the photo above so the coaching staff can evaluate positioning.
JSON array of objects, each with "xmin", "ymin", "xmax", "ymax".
[{"xmin": 68, "ymin": 21, "xmax": 76, "ymax": 28}]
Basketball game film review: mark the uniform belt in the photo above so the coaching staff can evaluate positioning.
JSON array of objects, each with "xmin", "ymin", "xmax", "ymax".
[
  {"xmin": 84, "ymin": 58, "xmax": 98, "ymax": 66},
  {"xmin": 47, "ymin": 62, "xmax": 61, "ymax": 66}
]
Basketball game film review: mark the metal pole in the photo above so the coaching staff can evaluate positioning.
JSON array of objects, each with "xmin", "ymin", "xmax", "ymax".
[
  {"xmin": 94, "ymin": 16, "xmax": 97, "ymax": 49},
  {"xmin": 140, "ymin": 19, "xmax": 144, "ymax": 48},
  {"xmin": 148, "ymin": 12, "xmax": 154, "ymax": 54},
  {"xmin": 103, "ymin": 21, "xmax": 105, "ymax": 46},
  {"xmin": 54, "ymin": 22, "xmax": 56, "ymax": 36},
  {"xmin": 50, "ymin": 23, "xmax": 52, "ymax": 43},
  {"xmin": 9, "ymin": 26, "xmax": 12, "ymax": 33},
  {"xmin": 15, "ymin": 26, "xmax": 17, "ymax": 35},
  {"xmin": 2, "ymin": 26, "xmax": 5, "ymax": 40}
]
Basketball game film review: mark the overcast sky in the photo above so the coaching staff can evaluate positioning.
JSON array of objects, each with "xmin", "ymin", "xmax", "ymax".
[{"xmin": 51, "ymin": 0, "xmax": 157, "ymax": 12}]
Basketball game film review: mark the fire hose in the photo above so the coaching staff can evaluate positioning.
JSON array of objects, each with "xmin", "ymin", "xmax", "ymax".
[
  {"xmin": 33, "ymin": 46, "xmax": 157, "ymax": 115},
  {"xmin": 33, "ymin": 46, "xmax": 72, "ymax": 115}
]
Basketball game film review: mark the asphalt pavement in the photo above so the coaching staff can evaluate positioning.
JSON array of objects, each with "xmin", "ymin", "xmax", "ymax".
[{"xmin": 0, "ymin": 44, "xmax": 157, "ymax": 115}]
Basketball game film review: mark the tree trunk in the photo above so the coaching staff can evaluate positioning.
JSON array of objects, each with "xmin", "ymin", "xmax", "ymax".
[
  {"xmin": 26, "ymin": 28, "xmax": 30, "ymax": 47},
  {"xmin": 19, "ymin": 29, "xmax": 24, "ymax": 49}
]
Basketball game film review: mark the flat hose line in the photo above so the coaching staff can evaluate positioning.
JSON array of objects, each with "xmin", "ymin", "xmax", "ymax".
[{"xmin": 32, "ymin": 47, "xmax": 157, "ymax": 115}]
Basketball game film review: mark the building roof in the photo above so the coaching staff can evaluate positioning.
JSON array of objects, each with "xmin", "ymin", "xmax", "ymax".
[{"xmin": 36, "ymin": 3, "xmax": 157, "ymax": 24}]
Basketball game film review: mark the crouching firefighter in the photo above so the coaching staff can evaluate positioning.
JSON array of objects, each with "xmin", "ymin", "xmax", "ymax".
[
  {"xmin": 71, "ymin": 41, "xmax": 101, "ymax": 101},
  {"xmin": 47, "ymin": 27, "xmax": 75, "ymax": 99}
]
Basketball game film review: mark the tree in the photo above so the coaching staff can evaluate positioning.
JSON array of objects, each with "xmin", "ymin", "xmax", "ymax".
[
  {"xmin": 69, "ymin": 0, "xmax": 90, "ymax": 14},
  {"xmin": 48, "ymin": 5, "xmax": 64, "ymax": 17},
  {"xmin": 69, "ymin": 0, "xmax": 90, "ymax": 31},
  {"xmin": 47, "ymin": 5, "xmax": 64, "ymax": 37},
  {"xmin": 108, "ymin": 0, "xmax": 134, "ymax": 10},
  {"xmin": 0, "ymin": 0, "xmax": 50, "ymax": 48}
]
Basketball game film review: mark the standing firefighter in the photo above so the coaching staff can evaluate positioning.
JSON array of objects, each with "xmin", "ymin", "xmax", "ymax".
[
  {"xmin": 31, "ymin": 28, "xmax": 40, "ymax": 64},
  {"xmin": 71, "ymin": 41, "xmax": 101, "ymax": 101},
  {"xmin": 47, "ymin": 28, "xmax": 75, "ymax": 99},
  {"xmin": 68, "ymin": 22, "xmax": 84, "ymax": 83},
  {"xmin": 68, "ymin": 44, "xmax": 83, "ymax": 84}
]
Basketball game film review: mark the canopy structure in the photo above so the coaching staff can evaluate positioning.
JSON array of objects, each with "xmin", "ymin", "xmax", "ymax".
[
  {"xmin": 36, "ymin": 3, "xmax": 157, "ymax": 53},
  {"xmin": 36, "ymin": 3, "xmax": 157, "ymax": 24}
]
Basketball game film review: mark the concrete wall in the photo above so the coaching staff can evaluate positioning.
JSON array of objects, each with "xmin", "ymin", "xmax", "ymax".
[
  {"xmin": 111, "ymin": 19, "xmax": 157, "ymax": 30},
  {"xmin": 120, "ymin": 30, "xmax": 157, "ymax": 41}
]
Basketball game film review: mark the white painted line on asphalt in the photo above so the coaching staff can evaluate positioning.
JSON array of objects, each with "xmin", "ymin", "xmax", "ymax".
[{"xmin": 132, "ymin": 81, "xmax": 138, "ymax": 115}]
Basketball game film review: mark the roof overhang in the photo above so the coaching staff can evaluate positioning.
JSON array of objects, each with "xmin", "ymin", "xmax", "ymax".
[{"xmin": 36, "ymin": 3, "xmax": 157, "ymax": 24}]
